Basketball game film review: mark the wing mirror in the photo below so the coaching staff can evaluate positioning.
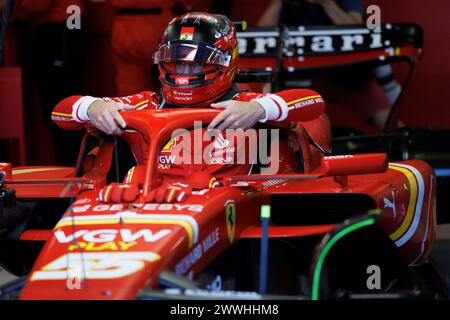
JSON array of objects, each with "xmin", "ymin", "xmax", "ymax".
[
  {"xmin": 321, "ymin": 154, "xmax": 388, "ymax": 176},
  {"xmin": 0, "ymin": 163, "xmax": 12, "ymax": 181}
]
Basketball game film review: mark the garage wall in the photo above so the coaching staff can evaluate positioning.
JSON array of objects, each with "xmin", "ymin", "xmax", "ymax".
[
  {"xmin": 368, "ymin": 0, "xmax": 450, "ymax": 128},
  {"xmin": 229, "ymin": 0, "xmax": 450, "ymax": 128}
]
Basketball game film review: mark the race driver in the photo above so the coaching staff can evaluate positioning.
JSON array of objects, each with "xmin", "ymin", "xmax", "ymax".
[{"xmin": 51, "ymin": 12, "xmax": 326, "ymax": 202}]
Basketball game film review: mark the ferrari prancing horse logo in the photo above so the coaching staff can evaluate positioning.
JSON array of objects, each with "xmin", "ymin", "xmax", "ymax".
[{"xmin": 225, "ymin": 201, "xmax": 236, "ymax": 243}]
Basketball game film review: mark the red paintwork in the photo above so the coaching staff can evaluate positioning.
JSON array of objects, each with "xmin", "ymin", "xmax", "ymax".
[
  {"xmin": 240, "ymin": 225, "xmax": 337, "ymax": 238},
  {"xmin": 20, "ymin": 230, "xmax": 52, "ymax": 242},
  {"xmin": 4, "ymin": 108, "xmax": 435, "ymax": 300}
]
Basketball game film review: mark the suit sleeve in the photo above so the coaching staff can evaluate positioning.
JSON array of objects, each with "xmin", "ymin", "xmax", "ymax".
[
  {"xmin": 235, "ymin": 89, "xmax": 325, "ymax": 123},
  {"xmin": 51, "ymin": 92, "xmax": 157, "ymax": 130}
]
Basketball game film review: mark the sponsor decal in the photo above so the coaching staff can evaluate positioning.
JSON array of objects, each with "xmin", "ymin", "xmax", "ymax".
[
  {"xmin": 72, "ymin": 205, "xmax": 91, "ymax": 213},
  {"xmin": 93, "ymin": 205, "xmax": 110, "ymax": 212},
  {"xmin": 324, "ymin": 155, "xmax": 354, "ymax": 160},
  {"xmin": 163, "ymin": 121, "xmax": 279, "ymax": 174},
  {"xmin": 55, "ymin": 213, "xmax": 199, "ymax": 248},
  {"xmin": 73, "ymin": 198, "xmax": 91, "ymax": 205},
  {"xmin": 209, "ymin": 147, "xmax": 236, "ymax": 157},
  {"xmin": 225, "ymin": 200, "xmax": 236, "ymax": 243},
  {"xmin": 173, "ymin": 90, "xmax": 193, "ymax": 96},
  {"xmin": 175, "ymin": 77, "xmax": 190, "ymax": 86},
  {"xmin": 180, "ymin": 27, "xmax": 195, "ymax": 40},
  {"xmin": 159, "ymin": 155, "xmax": 177, "ymax": 164},
  {"xmin": 175, "ymin": 227, "xmax": 220, "ymax": 275},
  {"xmin": 31, "ymin": 252, "xmax": 160, "ymax": 281},
  {"xmin": 211, "ymin": 157, "xmax": 234, "ymax": 165},
  {"xmin": 67, "ymin": 241, "xmax": 138, "ymax": 251},
  {"xmin": 202, "ymin": 227, "xmax": 220, "ymax": 252},
  {"xmin": 54, "ymin": 228, "xmax": 172, "ymax": 244},
  {"xmin": 71, "ymin": 203, "xmax": 204, "ymax": 213},
  {"xmin": 208, "ymin": 134, "xmax": 236, "ymax": 164},
  {"xmin": 213, "ymin": 134, "xmax": 230, "ymax": 149},
  {"xmin": 237, "ymin": 28, "xmax": 385, "ymax": 56},
  {"xmin": 142, "ymin": 203, "xmax": 204, "ymax": 213},
  {"xmin": 383, "ymin": 190, "xmax": 397, "ymax": 218},
  {"xmin": 289, "ymin": 97, "xmax": 324, "ymax": 110},
  {"xmin": 162, "ymin": 137, "xmax": 180, "ymax": 153},
  {"xmin": 174, "ymin": 96, "xmax": 193, "ymax": 101}
]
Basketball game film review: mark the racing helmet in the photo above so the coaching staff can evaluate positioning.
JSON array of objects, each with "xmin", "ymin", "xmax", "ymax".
[{"xmin": 154, "ymin": 12, "xmax": 239, "ymax": 107}]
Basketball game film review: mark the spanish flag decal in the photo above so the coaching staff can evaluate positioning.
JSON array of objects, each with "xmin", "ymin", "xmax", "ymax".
[{"xmin": 180, "ymin": 27, "xmax": 195, "ymax": 40}]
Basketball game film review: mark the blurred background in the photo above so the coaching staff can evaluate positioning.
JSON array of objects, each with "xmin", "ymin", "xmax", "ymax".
[{"xmin": 0, "ymin": 0, "xmax": 449, "ymax": 166}]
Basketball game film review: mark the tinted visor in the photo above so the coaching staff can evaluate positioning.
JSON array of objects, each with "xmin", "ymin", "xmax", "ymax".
[{"xmin": 154, "ymin": 41, "xmax": 231, "ymax": 67}]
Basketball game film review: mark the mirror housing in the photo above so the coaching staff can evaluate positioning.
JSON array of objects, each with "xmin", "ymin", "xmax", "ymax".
[
  {"xmin": 321, "ymin": 154, "xmax": 388, "ymax": 177},
  {"xmin": 0, "ymin": 163, "xmax": 12, "ymax": 181}
]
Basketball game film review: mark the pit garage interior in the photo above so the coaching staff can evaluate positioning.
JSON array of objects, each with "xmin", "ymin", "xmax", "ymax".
[{"xmin": 1, "ymin": 0, "xmax": 450, "ymax": 299}]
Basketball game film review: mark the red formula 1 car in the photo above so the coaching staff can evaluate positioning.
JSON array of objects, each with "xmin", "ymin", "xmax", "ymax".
[{"xmin": 0, "ymin": 104, "xmax": 446, "ymax": 300}]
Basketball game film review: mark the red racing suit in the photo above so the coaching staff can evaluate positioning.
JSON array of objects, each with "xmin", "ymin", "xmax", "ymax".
[
  {"xmin": 110, "ymin": 0, "xmax": 178, "ymax": 95},
  {"xmin": 52, "ymin": 89, "xmax": 325, "ymax": 184}
]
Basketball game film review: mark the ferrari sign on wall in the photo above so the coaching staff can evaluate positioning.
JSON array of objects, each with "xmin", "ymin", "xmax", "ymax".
[{"xmin": 237, "ymin": 24, "xmax": 422, "ymax": 56}]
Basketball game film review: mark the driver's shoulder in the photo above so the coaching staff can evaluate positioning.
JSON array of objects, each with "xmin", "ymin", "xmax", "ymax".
[
  {"xmin": 135, "ymin": 90, "xmax": 160, "ymax": 101},
  {"xmin": 130, "ymin": 90, "xmax": 161, "ymax": 109}
]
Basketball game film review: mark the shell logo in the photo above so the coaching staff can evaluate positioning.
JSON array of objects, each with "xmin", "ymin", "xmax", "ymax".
[{"xmin": 162, "ymin": 138, "xmax": 178, "ymax": 153}]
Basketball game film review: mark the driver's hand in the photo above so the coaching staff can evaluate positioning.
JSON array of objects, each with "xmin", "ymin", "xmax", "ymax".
[
  {"xmin": 208, "ymin": 100, "xmax": 266, "ymax": 131},
  {"xmin": 146, "ymin": 182, "xmax": 192, "ymax": 203},
  {"xmin": 87, "ymin": 100, "xmax": 127, "ymax": 135}
]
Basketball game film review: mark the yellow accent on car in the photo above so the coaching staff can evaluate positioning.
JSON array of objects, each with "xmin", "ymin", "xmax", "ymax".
[
  {"xmin": 55, "ymin": 218, "xmax": 195, "ymax": 248},
  {"xmin": 13, "ymin": 168, "xmax": 67, "ymax": 175},
  {"xmin": 388, "ymin": 165, "xmax": 418, "ymax": 241}
]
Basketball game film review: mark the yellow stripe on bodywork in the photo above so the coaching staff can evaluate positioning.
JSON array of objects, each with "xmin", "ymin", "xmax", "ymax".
[
  {"xmin": 287, "ymin": 95, "xmax": 322, "ymax": 106},
  {"xmin": 13, "ymin": 168, "xmax": 68, "ymax": 175},
  {"xmin": 388, "ymin": 165, "xmax": 418, "ymax": 241},
  {"xmin": 55, "ymin": 218, "xmax": 194, "ymax": 248},
  {"xmin": 208, "ymin": 177, "xmax": 217, "ymax": 188}
]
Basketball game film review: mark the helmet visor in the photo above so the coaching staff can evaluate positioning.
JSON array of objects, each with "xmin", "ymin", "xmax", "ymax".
[{"xmin": 154, "ymin": 41, "xmax": 231, "ymax": 67}]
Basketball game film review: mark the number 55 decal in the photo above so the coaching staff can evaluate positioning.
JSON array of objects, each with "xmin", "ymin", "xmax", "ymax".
[{"xmin": 31, "ymin": 252, "xmax": 160, "ymax": 281}]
